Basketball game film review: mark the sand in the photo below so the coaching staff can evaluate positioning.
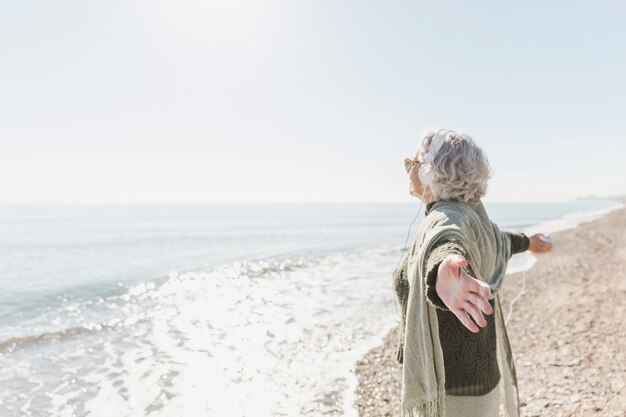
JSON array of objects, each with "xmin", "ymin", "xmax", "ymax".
[{"xmin": 354, "ymin": 206, "xmax": 626, "ymax": 417}]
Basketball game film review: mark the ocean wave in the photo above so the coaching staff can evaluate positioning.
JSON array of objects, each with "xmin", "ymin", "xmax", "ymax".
[
  {"xmin": 0, "ymin": 319, "xmax": 130, "ymax": 353},
  {"xmin": 0, "ymin": 251, "xmax": 363, "ymax": 353}
]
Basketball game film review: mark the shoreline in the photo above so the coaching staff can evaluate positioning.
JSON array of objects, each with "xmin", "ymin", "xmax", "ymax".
[{"xmin": 353, "ymin": 205, "xmax": 626, "ymax": 417}]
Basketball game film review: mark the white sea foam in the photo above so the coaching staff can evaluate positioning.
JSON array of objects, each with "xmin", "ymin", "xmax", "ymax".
[{"xmin": 1, "ymin": 246, "xmax": 405, "ymax": 416}]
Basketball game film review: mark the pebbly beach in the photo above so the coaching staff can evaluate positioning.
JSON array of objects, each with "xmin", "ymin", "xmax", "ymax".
[{"xmin": 354, "ymin": 205, "xmax": 626, "ymax": 417}]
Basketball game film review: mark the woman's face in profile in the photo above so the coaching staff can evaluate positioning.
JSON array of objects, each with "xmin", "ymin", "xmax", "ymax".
[
  {"xmin": 408, "ymin": 155, "xmax": 425, "ymax": 197},
  {"xmin": 408, "ymin": 151, "xmax": 436, "ymax": 203}
]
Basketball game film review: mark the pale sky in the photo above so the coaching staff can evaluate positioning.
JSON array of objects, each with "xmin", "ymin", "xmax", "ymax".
[{"xmin": 1, "ymin": 1, "xmax": 625, "ymax": 204}]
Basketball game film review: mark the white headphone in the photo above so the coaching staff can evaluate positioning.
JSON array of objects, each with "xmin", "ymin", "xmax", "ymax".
[{"xmin": 418, "ymin": 129, "xmax": 454, "ymax": 186}]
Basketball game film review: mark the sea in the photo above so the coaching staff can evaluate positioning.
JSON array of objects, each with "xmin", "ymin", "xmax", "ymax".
[{"xmin": 0, "ymin": 199, "xmax": 622, "ymax": 417}]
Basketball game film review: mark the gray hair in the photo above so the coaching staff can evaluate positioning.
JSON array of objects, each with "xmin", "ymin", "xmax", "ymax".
[{"xmin": 416, "ymin": 130, "xmax": 492, "ymax": 203}]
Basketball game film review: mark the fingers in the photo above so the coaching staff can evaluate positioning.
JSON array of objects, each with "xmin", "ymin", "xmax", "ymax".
[
  {"xmin": 542, "ymin": 243, "xmax": 553, "ymax": 253},
  {"xmin": 453, "ymin": 301, "xmax": 490, "ymax": 333},
  {"xmin": 452, "ymin": 255, "xmax": 468, "ymax": 268},
  {"xmin": 529, "ymin": 233, "xmax": 554, "ymax": 254},
  {"xmin": 463, "ymin": 273, "xmax": 492, "ymax": 300},
  {"xmin": 536, "ymin": 242, "xmax": 552, "ymax": 254},
  {"xmin": 452, "ymin": 308, "xmax": 479, "ymax": 333},
  {"xmin": 467, "ymin": 291, "xmax": 493, "ymax": 315},
  {"xmin": 462, "ymin": 301, "xmax": 487, "ymax": 328}
]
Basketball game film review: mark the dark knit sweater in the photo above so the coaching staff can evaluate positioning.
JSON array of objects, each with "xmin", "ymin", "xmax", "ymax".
[{"xmin": 393, "ymin": 201, "xmax": 530, "ymax": 396}]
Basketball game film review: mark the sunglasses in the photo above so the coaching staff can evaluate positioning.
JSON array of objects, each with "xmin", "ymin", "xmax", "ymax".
[{"xmin": 404, "ymin": 158, "xmax": 420, "ymax": 173}]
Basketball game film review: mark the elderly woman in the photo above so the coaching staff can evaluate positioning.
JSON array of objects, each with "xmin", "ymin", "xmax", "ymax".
[{"xmin": 393, "ymin": 129, "xmax": 552, "ymax": 417}]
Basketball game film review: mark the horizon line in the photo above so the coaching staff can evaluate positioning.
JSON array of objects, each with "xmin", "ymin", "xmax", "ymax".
[{"xmin": 0, "ymin": 197, "xmax": 624, "ymax": 206}]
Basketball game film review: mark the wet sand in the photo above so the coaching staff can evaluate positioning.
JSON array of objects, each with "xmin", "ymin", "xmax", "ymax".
[{"xmin": 354, "ymin": 206, "xmax": 626, "ymax": 417}]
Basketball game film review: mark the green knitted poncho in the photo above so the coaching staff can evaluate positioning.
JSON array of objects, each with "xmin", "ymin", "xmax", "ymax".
[{"xmin": 395, "ymin": 199, "xmax": 521, "ymax": 417}]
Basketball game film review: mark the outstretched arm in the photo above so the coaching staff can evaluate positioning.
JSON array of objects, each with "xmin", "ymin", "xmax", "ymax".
[
  {"xmin": 504, "ymin": 231, "xmax": 553, "ymax": 255},
  {"xmin": 431, "ymin": 232, "xmax": 554, "ymax": 334}
]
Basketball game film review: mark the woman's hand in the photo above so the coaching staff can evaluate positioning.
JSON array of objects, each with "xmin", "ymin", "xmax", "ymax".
[
  {"xmin": 435, "ymin": 254, "xmax": 493, "ymax": 333},
  {"xmin": 528, "ymin": 233, "xmax": 553, "ymax": 254}
]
